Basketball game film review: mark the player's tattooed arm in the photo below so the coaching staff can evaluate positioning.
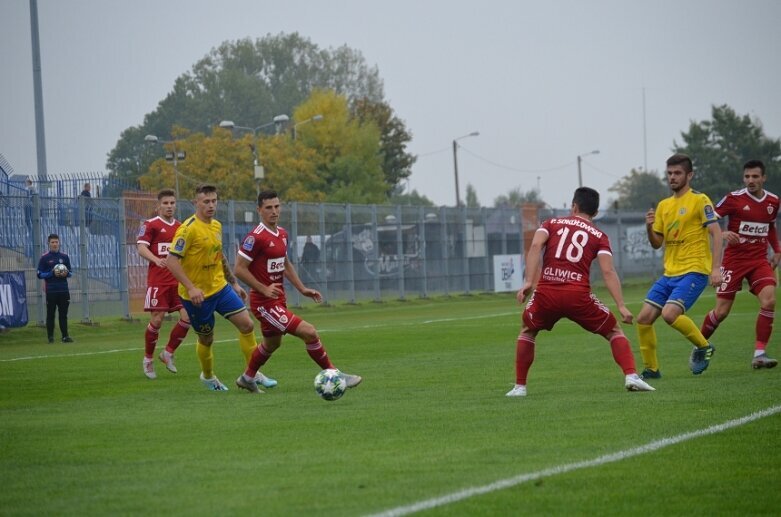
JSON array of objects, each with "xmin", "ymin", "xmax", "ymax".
[{"xmin": 221, "ymin": 252, "xmax": 237, "ymax": 284}]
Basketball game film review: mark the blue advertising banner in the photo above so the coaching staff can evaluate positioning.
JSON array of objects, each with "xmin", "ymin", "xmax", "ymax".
[{"xmin": 0, "ymin": 271, "xmax": 28, "ymax": 328}]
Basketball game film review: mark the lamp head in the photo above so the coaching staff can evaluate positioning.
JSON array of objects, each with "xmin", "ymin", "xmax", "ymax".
[{"xmin": 218, "ymin": 120, "xmax": 235, "ymax": 129}]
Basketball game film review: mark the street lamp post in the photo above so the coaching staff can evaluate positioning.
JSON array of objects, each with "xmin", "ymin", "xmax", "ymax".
[
  {"xmin": 577, "ymin": 149, "xmax": 600, "ymax": 188},
  {"xmin": 219, "ymin": 116, "xmax": 291, "ymax": 195},
  {"xmin": 452, "ymin": 131, "xmax": 479, "ymax": 207},
  {"xmin": 291, "ymin": 114, "xmax": 324, "ymax": 140},
  {"xmin": 145, "ymin": 135, "xmax": 184, "ymax": 198}
]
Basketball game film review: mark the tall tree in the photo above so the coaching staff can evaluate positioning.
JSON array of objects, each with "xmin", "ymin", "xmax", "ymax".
[
  {"xmin": 353, "ymin": 98, "xmax": 416, "ymax": 195},
  {"xmin": 106, "ymin": 33, "xmax": 393, "ymax": 190},
  {"xmin": 608, "ymin": 169, "xmax": 668, "ymax": 210},
  {"xmin": 465, "ymin": 184, "xmax": 480, "ymax": 208},
  {"xmin": 139, "ymin": 90, "xmax": 388, "ymax": 203},
  {"xmin": 673, "ymin": 105, "xmax": 781, "ymax": 200},
  {"xmin": 493, "ymin": 187, "xmax": 544, "ymax": 208}
]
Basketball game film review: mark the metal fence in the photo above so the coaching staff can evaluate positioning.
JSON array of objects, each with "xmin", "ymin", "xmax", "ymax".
[{"xmin": 2, "ymin": 192, "xmax": 707, "ymax": 326}]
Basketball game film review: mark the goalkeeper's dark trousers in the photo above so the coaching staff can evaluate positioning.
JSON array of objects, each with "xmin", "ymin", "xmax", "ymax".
[{"xmin": 46, "ymin": 291, "xmax": 70, "ymax": 339}]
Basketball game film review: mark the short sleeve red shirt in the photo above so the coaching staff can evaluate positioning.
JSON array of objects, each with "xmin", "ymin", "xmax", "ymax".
[
  {"xmin": 536, "ymin": 216, "xmax": 612, "ymax": 292},
  {"xmin": 715, "ymin": 188, "xmax": 780, "ymax": 262},
  {"xmin": 237, "ymin": 223, "xmax": 289, "ymax": 304},
  {"xmin": 137, "ymin": 216, "xmax": 181, "ymax": 286}
]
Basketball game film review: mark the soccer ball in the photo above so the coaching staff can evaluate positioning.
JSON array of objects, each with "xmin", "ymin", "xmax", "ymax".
[
  {"xmin": 314, "ymin": 369, "xmax": 347, "ymax": 401},
  {"xmin": 53, "ymin": 264, "xmax": 68, "ymax": 277}
]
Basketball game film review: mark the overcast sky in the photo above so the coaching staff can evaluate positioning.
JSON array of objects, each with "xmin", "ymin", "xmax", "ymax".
[{"xmin": 1, "ymin": 0, "xmax": 779, "ymax": 209}]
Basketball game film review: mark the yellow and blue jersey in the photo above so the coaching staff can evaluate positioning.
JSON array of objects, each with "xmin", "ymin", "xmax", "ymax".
[
  {"xmin": 653, "ymin": 189, "xmax": 718, "ymax": 276},
  {"xmin": 169, "ymin": 215, "xmax": 227, "ymax": 300}
]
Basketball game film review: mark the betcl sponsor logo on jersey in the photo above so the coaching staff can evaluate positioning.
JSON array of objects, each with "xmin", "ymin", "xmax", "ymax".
[{"xmin": 738, "ymin": 221, "xmax": 769, "ymax": 237}]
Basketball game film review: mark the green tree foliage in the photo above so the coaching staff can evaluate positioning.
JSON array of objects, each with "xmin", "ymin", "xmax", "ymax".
[
  {"xmin": 389, "ymin": 187, "xmax": 435, "ymax": 206},
  {"xmin": 608, "ymin": 169, "xmax": 669, "ymax": 210},
  {"xmin": 107, "ymin": 33, "xmax": 405, "ymax": 194},
  {"xmin": 493, "ymin": 187, "xmax": 544, "ymax": 208},
  {"xmin": 465, "ymin": 184, "xmax": 480, "ymax": 208},
  {"xmin": 673, "ymin": 105, "xmax": 781, "ymax": 200},
  {"xmin": 353, "ymin": 98, "xmax": 416, "ymax": 195},
  {"xmin": 139, "ymin": 90, "xmax": 389, "ymax": 204}
]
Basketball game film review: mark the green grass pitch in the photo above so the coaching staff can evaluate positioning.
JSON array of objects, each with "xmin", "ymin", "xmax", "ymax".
[{"xmin": 1, "ymin": 286, "xmax": 779, "ymax": 516}]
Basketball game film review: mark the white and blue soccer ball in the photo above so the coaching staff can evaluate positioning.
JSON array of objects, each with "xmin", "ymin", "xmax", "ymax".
[
  {"xmin": 314, "ymin": 369, "xmax": 347, "ymax": 401},
  {"xmin": 53, "ymin": 264, "xmax": 68, "ymax": 276}
]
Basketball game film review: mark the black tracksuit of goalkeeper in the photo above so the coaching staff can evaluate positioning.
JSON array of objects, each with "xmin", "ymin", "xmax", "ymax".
[{"xmin": 37, "ymin": 248, "xmax": 73, "ymax": 343}]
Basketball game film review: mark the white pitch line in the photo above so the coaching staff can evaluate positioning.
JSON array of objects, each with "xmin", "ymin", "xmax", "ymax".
[
  {"xmin": 0, "ymin": 312, "xmax": 519, "ymax": 363},
  {"xmin": 366, "ymin": 405, "xmax": 781, "ymax": 517}
]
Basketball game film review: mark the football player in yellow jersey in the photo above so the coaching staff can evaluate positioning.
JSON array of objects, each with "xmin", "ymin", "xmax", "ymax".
[
  {"xmin": 166, "ymin": 184, "xmax": 276, "ymax": 391},
  {"xmin": 636, "ymin": 154, "xmax": 723, "ymax": 378}
]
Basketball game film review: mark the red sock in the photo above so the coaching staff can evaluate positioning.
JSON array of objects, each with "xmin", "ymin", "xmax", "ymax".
[
  {"xmin": 755, "ymin": 308, "xmax": 774, "ymax": 351},
  {"xmin": 165, "ymin": 320, "xmax": 191, "ymax": 354},
  {"xmin": 144, "ymin": 323, "xmax": 160, "ymax": 359},
  {"xmin": 306, "ymin": 339, "xmax": 335, "ymax": 369},
  {"xmin": 700, "ymin": 310, "xmax": 720, "ymax": 339},
  {"xmin": 609, "ymin": 335, "xmax": 636, "ymax": 375},
  {"xmin": 515, "ymin": 335, "xmax": 535, "ymax": 385},
  {"xmin": 244, "ymin": 344, "xmax": 273, "ymax": 377}
]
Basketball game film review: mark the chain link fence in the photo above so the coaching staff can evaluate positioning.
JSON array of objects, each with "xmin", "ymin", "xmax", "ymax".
[{"xmin": 1, "ymin": 193, "xmax": 688, "ymax": 326}]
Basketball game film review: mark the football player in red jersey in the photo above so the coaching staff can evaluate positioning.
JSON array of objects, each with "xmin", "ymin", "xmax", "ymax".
[
  {"xmin": 506, "ymin": 187, "xmax": 654, "ymax": 397},
  {"xmin": 700, "ymin": 160, "xmax": 781, "ymax": 369},
  {"xmin": 136, "ymin": 189, "xmax": 191, "ymax": 379},
  {"xmin": 232, "ymin": 190, "xmax": 362, "ymax": 394}
]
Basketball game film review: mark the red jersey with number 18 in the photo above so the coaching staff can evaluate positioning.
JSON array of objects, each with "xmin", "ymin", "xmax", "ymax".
[
  {"xmin": 535, "ymin": 215, "xmax": 612, "ymax": 292},
  {"xmin": 137, "ymin": 216, "xmax": 181, "ymax": 286},
  {"xmin": 237, "ymin": 223, "xmax": 289, "ymax": 304}
]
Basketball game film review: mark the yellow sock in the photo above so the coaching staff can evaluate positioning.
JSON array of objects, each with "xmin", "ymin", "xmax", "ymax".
[
  {"xmin": 196, "ymin": 339, "xmax": 214, "ymax": 378},
  {"xmin": 637, "ymin": 323, "xmax": 659, "ymax": 371},
  {"xmin": 671, "ymin": 315, "xmax": 709, "ymax": 348},
  {"xmin": 238, "ymin": 330, "xmax": 258, "ymax": 365}
]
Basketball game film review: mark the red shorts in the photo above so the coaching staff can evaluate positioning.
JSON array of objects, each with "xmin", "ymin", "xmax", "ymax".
[
  {"xmin": 717, "ymin": 258, "xmax": 777, "ymax": 299},
  {"xmin": 144, "ymin": 284, "xmax": 183, "ymax": 313},
  {"xmin": 522, "ymin": 288, "xmax": 616, "ymax": 336},
  {"xmin": 249, "ymin": 294, "xmax": 302, "ymax": 337}
]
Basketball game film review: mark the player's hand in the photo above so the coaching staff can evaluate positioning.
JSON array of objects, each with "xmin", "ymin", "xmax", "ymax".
[
  {"xmin": 722, "ymin": 231, "xmax": 740, "ymax": 246},
  {"xmin": 517, "ymin": 283, "xmax": 533, "ymax": 304},
  {"xmin": 302, "ymin": 288, "xmax": 323, "ymax": 303},
  {"xmin": 155, "ymin": 258, "xmax": 167, "ymax": 268},
  {"xmin": 645, "ymin": 208, "xmax": 655, "ymax": 226},
  {"xmin": 618, "ymin": 306, "xmax": 633, "ymax": 324},
  {"xmin": 771, "ymin": 252, "xmax": 781, "ymax": 270},
  {"xmin": 710, "ymin": 268, "xmax": 723, "ymax": 287},
  {"xmin": 263, "ymin": 283, "xmax": 283, "ymax": 299},
  {"xmin": 232, "ymin": 283, "xmax": 247, "ymax": 301},
  {"xmin": 188, "ymin": 287, "xmax": 205, "ymax": 307}
]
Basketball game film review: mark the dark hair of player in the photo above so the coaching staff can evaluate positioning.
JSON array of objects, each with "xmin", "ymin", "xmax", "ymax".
[
  {"xmin": 666, "ymin": 153, "xmax": 693, "ymax": 172},
  {"xmin": 157, "ymin": 188, "xmax": 176, "ymax": 200},
  {"xmin": 257, "ymin": 190, "xmax": 279, "ymax": 206},
  {"xmin": 195, "ymin": 184, "xmax": 217, "ymax": 196},
  {"xmin": 572, "ymin": 187, "xmax": 599, "ymax": 216},
  {"xmin": 743, "ymin": 159, "xmax": 766, "ymax": 175}
]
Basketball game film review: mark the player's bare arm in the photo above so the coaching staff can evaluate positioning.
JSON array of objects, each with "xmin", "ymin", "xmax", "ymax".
[
  {"xmin": 233, "ymin": 254, "xmax": 282, "ymax": 299},
  {"xmin": 597, "ymin": 253, "xmax": 633, "ymax": 324},
  {"xmin": 165, "ymin": 253, "xmax": 204, "ymax": 305},
  {"xmin": 137, "ymin": 243, "xmax": 166, "ymax": 268},
  {"xmin": 707, "ymin": 222, "xmax": 724, "ymax": 287},
  {"xmin": 645, "ymin": 208, "xmax": 664, "ymax": 249},
  {"xmin": 284, "ymin": 261, "xmax": 322, "ymax": 303},
  {"xmin": 221, "ymin": 252, "xmax": 246, "ymax": 300},
  {"xmin": 518, "ymin": 230, "xmax": 547, "ymax": 303},
  {"xmin": 768, "ymin": 222, "xmax": 781, "ymax": 269}
]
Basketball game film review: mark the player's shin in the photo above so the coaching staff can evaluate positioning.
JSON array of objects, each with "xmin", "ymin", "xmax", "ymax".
[
  {"xmin": 609, "ymin": 335, "xmax": 636, "ymax": 374},
  {"xmin": 637, "ymin": 324, "xmax": 659, "ymax": 371},
  {"xmin": 671, "ymin": 315, "xmax": 708, "ymax": 348},
  {"xmin": 515, "ymin": 335, "xmax": 535, "ymax": 385},
  {"xmin": 196, "ymin": 339, "xmax": 214, "ymax": 378}
]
